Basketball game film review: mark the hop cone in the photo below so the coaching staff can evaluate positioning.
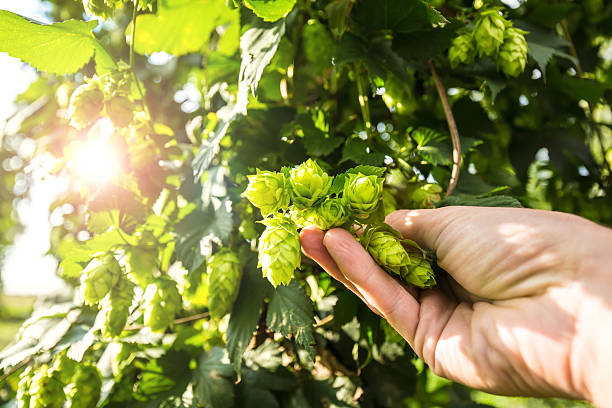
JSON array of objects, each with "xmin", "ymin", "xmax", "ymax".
[
  {"xmin": 242, "ymin": 170, "xmax": 290, "ymax": 216},
  {"xmin": 258, "ymin": 217, "xmax": 301, "ymax": 287},
  {"xmin": 412, "ymin": 184, "xmax": 443, "ymax": 208},
  {"xmin": 143, "ymin": 278, "xmax": 181, "ymax": 332},
  {"xmin": 448, "ymin": 33, "xmax": 477, "ymax": 68},
  {"xmin": 29, "ymin": 365, "xmax": 65, "ymax": 408},
  {"xmin": 401, "ymin": 256, "xmax": 437, "ymax": 289},
  {"xmin": 310, "ymin": 197, "xmax": 350, "ymax": 230},
  {"xmin": 101, "ymin": 277, "xmax": 134, "ymax": 338},
  {"xmin": 207, "ymin": 250, "xmax": 243, "ymax": 319},
  {"xmin": 82, "ymin": 0, "xmax": 119, "ymax": 19},
  {"xmin": 360, "ymin": 226, "xmax": 410, "ymax": 275},
  {"xmin": 67, "ymin": 81, "xmax": 104, "ymax": 129},
  {"xmin": 80, "ymin": 254, "xmax": 121, "ymax": 306},
  {"xmin": 497, "ymin": 27, "xmax": 528, "ymax": 77},
  {"xmin": 342, "ymin": 173, "xmax": 384, "ymax": 218},
  {"xmin": 105, "ymin": 95, "xmax": 134, "ymax": 128},
  {"xmin": 473, "ymin": 9, "xmax": 509, "ymax": 57},
  {"xmin": 125, "ymin": 246, "xmax": 157, "ymax": 287},
  {"xmin": 68, "ymin": 365, "xmax": 102, "ymax": 408},
  {"xmin": 289, "ymin": 159, "xmax": 333, "ymax": 208},
  {"xmin": 16, "ymin": 367, "xmax": 33, "ymax": 408}
]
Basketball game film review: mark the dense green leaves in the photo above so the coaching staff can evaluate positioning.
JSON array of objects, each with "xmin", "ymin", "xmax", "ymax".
[
  {"xmin": 0, "ymin": 10, "xmax": 114, "ymax": 74},
  {"xmin": 194, "ymin": 348, "xmax": 235, "ymax": 408}
]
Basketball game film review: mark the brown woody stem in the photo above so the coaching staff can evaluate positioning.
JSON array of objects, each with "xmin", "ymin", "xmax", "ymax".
[{"xmin": 429, "ymin": 60, "xmax": 461, "ymax": 197}]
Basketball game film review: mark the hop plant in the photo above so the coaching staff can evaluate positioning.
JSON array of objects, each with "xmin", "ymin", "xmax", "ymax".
[
  {"xmin": 16, "ymin": 367, "xmax": 34, "ymax": 408},
  {"xmin": 448, "ymin": 32, "xmax": 477, "ymax": 68},
  {"xmin": 207, "ymin": 250, "xmax": 243, "ymax": 319},
  {"xmin": 28, "ymin": 365, "xmax": 65, "ymax": 408},
  {"xmin": 402, "ymin": 242, "xmax": 437, "ymax": 288},
  {"xmin": 497, "ymin": 27, "xmax": 528, "ymax": 77},
  {"xmin": 67, "ymin": 365, "xmax": 102, "ymax": 408},
  {"xmin": 258, "ymin": 217, "xmax": 301, "ymax": 287},
  {"xmin": 80, "ymin": 253, "xmax": 121, "ymax": 306},
  {"xmin": 101, "ymin": 277, "xmax": 134, "ymax": 338},
  {"xmin": 125, "ymin": 246, "xmax": 157, "ymax": 287},
  {"xmin": 67, "ymin": 81, "xmax": 104, "ymax": 129},
  {"xmin": 105, "ymin": 95, "xmax": 134, "ymax": 128},
  {"xmin": 359, "ymin": 225, "xmax": 411, "ymax": 276},
  {"xmin": 82, "ymin": 0, "xmax": 120, "ymax": 20},
  {"xmin": 473, "ymin": 8, "xmax": 509, "ymax": 57},
  {"xmin": 242, "ymin": 170, "xmax": 290, "ymax": 217},
  {"xmin": 289, "ymin": 159, "xmax": 333, "ymax": 209},
  {"xmin": 143, "ymin": 278, "xmax": 182, "ymax": 332},
  {"xmin": 310, "ymin": 197, "xmax": 350, "ymax": 230},
  {"xmin": 342, "ymin": 173, "xmax": 384, "ymax": 218}
]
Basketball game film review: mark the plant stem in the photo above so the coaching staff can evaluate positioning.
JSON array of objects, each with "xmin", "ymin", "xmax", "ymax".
[
  {"xmin": 129, "ymin": 0, "xmax": 152, "ymax": 120},
  {"xmin": 429, "ymin": 60, "xmax": 461, "ymax": 197},
  {"xmin": 0, "ymin": 356, "xmax": 32, "ymax": 385},
  {"xmin": 124, "ymin": 312, "xmax": 210, "ymax": 331},
  {"xmin": 355, "ymin": 66, "xmax": 371, "ymax": 131}
]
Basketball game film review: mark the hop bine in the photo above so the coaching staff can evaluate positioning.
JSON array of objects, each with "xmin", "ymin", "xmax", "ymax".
[
  {"xmin": 498, "ymin": 27, "xmax": 528, "ymax": 77},
  {"xmin": 207, "ymin": 250, "xmax": 243, "ymax": 319},
  {"xmin": 342, "ymin": 172, "xmax": 384, "ymax": 219},
  {"xmin": 258, "ymin": 216, "xmax": 301, "ymax": 287},
  {"xmin": 289, "ymin": 159, "xmax": 333, "ymax": 209},
  {"xmin": 242, "ymin": 170, "xmax": 290, "ymax": 217},
  {"xmin": 473, "ymin": 8, "xmax": 509, "ymax": 57}
]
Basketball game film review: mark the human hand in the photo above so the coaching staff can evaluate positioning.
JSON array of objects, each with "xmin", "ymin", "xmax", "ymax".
[{"xmin": 300, "ymin": 207, "xmax": 612, "ymax": 406}]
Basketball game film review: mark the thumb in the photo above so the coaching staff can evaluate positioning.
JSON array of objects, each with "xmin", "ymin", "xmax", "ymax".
[{"xmin": 385, "ymin": 208, "xmax": 454, "ymax": 252}]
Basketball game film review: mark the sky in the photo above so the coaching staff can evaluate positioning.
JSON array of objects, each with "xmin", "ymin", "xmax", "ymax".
[{"xmin": 1, "ymin": 0, "xmax": 67, "ymax": 295}]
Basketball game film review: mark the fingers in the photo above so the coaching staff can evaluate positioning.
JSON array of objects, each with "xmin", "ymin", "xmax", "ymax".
[
  {"xmin": 322, "ymin": 228, "xmax": 422, "ymax": 342},
  {"xmin": 385, "ymin": 208, "xmax": 454, "ymax": 252},
  {"xmin": 300, "ymin": 226, "xmax": 383, "ymax": 315}
]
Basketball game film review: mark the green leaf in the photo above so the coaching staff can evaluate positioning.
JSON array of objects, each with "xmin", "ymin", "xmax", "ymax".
[
  {"xmin": 227, "ymin": 265, "xmax": 271, "ymax": 378},
  {"xmin": 266, "ymin": 281, "xmax": 315, "ymax": 350},
  {"xmin": 351, "ymin": 0, "xmax": 447, "ymax": 35},
  {"xmin": 346, "ymin": 165, "xmax": 386, "ymax": 178},
  {"xmin": 132, "ymin": 0, "xmax": 239, "ymax": 56},
  {"xmin": 243, "ymin": 0, "xmax": 297, "ymax": 22},
  {"xmin": 237, "ymin": 19, "xmax": 285, "ymax": 113},
  {"xmin": 289, "ymin": 111, "xmax": 343, "ymax": 157},
  {"xmin": 194, "ymin": 347, "xmax": 235, "ymax": 408},
  {"xmin": 340, "ymin": 137, "xmax": 386, "ymax": 166},
  {"xmin": 0, "ymin": 11, "xmax": 114, "ymax": 75},
  {"xmin": 521, "ymin": 25, "xmax": 577, "ymax": 75}
]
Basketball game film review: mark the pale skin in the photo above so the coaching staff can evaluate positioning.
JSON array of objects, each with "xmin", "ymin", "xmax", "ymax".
[{"xmin": 300, "ymin": 207, "xmax": 612, "ymax": 407}]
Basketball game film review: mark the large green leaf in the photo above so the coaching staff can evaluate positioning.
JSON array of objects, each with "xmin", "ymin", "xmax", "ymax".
[
  {"xmin": 194, "ymin": 347, "xmax": 235, "ymax": 408},
  {"xmin": 266, "ymin": 281, "xmax": 315, "ymax": 350},
  {"xmin": 0, "ymin": 10, "xmax": 114, "ymax": 75},
  {"xmin": 133, "ymin": 0, "xmax": 239, "ymax": 56},
  {"xmin": 243, "ymin": 0, "xmax": 297, "ymax": 22},
  {"xmin": 351, "ymin": 0, "xmax": 446, "ymax": 35}
]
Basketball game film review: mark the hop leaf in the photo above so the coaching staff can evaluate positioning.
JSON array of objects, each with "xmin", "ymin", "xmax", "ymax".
[
  {"xmin": 497, "ymin": 27, "xmax": 528, "ymax": 77},
  {"xmin": 448, "ymin": 32, "xmax": 476, "ymax": 68},
  {"xmin": 289, "ymin": 159, "xmax": 333, "ymax": 209},
  {"xmin": 258, "ymin": 217, "xmax": 301, "ymax": 287},
  {"xmin": 29, "ymin": 365, "xmax": 65, "ymax": 408},
  {"xmin": 101, "ymin": 277, "xmax": 134, "ymax": 338},
  {"xmin": 125, "ymin": 246, "xmax": 157, "ymax": 287},
  {"xmin": 207, "ymin": 250, "xmax": 243, "ymax": 319},
  {"xmin": 67, "ymin": 80, "xmax": 104, "ymax": 129},
  {"xmin": 80, "ymin": 253, "xmax": 121, "ymax": 306},
  {"xmin": 67, "ymin": 365, "xmax": 102, "ymax": 408},
  {"xmin": 105, "ymin": 95, "xmax": 134, "ymax": 128},
  {"xmin": 359, "ymin": 225, "xmax": 410, "ymax": 275},
  {"xmin": 143, "ymin": 278, "xmax": 182, "ymax": 332},
  {"xmin": 342, "ymin": 172, "xmax": 384, "ymax": 218},
  {"xmin": 308, "ymin": 197, "xmax": 350, "ymax": 230},
  {"xmin": 242, "ymin": 170, "xmax": 290, "ymax": 217},
  {"xmin": 473, "ymin": 8, "xmax": 509, "ymax": 57}
]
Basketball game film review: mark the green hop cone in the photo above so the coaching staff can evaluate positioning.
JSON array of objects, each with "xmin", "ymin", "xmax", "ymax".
[
  {"xmin": 29, "ymin": 365, "xmax": 65, "ymax": 408},
  {"xmin": 309, "ymin": 197, "xmax": 350, "ymax": 230},
  {"xmin": 80, "ymin": 253, "xmax": 121, "ymax": 306},
  {"xmin": 67, "ymin": 81, "xmax": 104, "ymax": 129},
  {"xmin": 68, "ymin": 365, "xmax": 102, "ymax": 408},
  {"xmin": 125, "ymin": 246, "xmax": 157, "ymax": 287},
  {"xmin": 497, "ymin": 27, "xmax": 528, "ymax": 78},
  {"xmin": 16, "ymin": 367, "xmax": 34, "ymax": 408},
  {"xmin": 359, "ymin": 225, "xmax": 410, "ymax": 275},
  {"xmin": 473, "ymin": 8, "xmax": 509, "ymax": 57},
  {"xmin": 448, "ymin": 33, "xmax": 477, "ymax": 68},
  {"xmin": 342, "ymin": 173, "xmax": 384, "ymax": 218},
  {"xmin": 207, "ymin": 250, "xmax": 243, "ymax": 319},
  {"xmin": 105, "ymin": 95, "xmax": 134, "ymax": 128},
  {"xmin": 289, "ymin": 159, "xmax": 333, "ymax": 209},
  {"xmin": 258, "ymin": 217, "xmax": 301, "ymax": 287},
  {"xmin": 401, "ymin": 255, "xmax": 437, "ymax": 289},
  {"xmin": 101, "ymin": 277, "xmax": 134, "ymax": 338},
  {"xmin": 143, "ymin": 278, "xmax": 181, "ymax": 332},
  {"xmin": 242, "ymin": 170, "xmax": 290, "ymax": 217}
]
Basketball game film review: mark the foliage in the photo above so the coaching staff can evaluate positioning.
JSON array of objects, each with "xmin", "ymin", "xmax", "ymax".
[{"xmin": 1, "ymin": 0, "xmax": 611, "ymax": 407}]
